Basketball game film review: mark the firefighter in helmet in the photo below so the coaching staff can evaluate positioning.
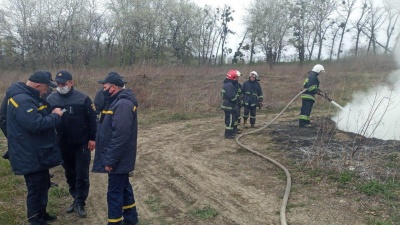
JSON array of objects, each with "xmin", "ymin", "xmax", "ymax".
[
  {"xmin": 221, "ymin": 70, "xmax": 241, "ymax": 139},
  {"xmin": 299, "ymin": 64, "xmax": 325, "ymax": 127},
  {"xmin": 242, "ymin": 71, "xmax": 263, "ymax": 128}
]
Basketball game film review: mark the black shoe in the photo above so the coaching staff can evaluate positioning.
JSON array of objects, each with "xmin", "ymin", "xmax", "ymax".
[
  {"xmin": 43, "ymin": 213, "xmax": 57, "ymax": 222},
  {"xmin": 74, "ymin": 204, "xmax": 87, "ymax": 218},
  {"xmin": 66, "ymin": 203, "xmax": 75, "ymax": 213},
  {"xmin": 2, "ymin": 151, "xmax": 9, "ymax": 159},
  {"xmin": 225, "ymin": 135, "xmax": 235, "ymax": 139}
]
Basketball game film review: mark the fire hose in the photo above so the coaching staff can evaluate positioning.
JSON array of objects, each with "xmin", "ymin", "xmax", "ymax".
[{"xmin": 235, "ymin": 89, "xmax": 344, "ymax": 225}]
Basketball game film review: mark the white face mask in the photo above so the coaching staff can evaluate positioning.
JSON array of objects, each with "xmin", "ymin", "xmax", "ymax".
[{"xmin": 56, "ymin": 86, "xmax": 70, "ymax": 94}]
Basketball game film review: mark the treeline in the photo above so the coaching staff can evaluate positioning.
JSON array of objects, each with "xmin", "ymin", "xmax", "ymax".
[{"xmin": 0, "ymin": 0, "xmax": 399, "ymax": 70}]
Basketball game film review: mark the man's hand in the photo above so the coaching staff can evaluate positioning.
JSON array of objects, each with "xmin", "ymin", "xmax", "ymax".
[
  {"xmin": 105, "ymin": 166, "xmax": 113, "ymax": 172},
  {"xmin": 52, "ymin": 108, "xmax": 64, "ymax": 116},
  {"xmin": 88, "ymin": 140, "xmax": 95, "ymax": 151}
]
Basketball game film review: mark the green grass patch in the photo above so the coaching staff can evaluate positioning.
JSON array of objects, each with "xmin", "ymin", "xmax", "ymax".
[
  {"xmin": 0, "ymin": 156, "xmax": 26, "ymax": 225},
  {"xmin": 48, "ymin": 186, "xmax": 70, "ymax": 198},
  {"xmin": 329, "ymin": 169, "xmax": 355, "ymax": 185},
  {"xmin": 367, "ymin": 217, "xmax": 393, "ymax": 225},
  {"xmin": 143, "ymin": 195, "xmax": 164, "ymax": 212},
  {"xmin": 47, "ymin": 186, "xmax": 70, "ymax": 215},
  {"xmin": 189, "ymin": 206, "xmax": 219, "ymax": 219},
  {"xmin": 357, "ymin": 180, "xmax": 400, "ymax": 199}
]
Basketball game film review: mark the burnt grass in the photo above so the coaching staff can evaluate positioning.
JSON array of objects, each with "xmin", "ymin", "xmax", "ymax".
[{"xmin": 264, "ymin": 116, "xmax": 400, "ymax": 182}]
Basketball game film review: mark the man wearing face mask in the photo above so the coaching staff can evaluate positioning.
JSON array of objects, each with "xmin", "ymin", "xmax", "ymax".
[
  {"xmin": 92, "ymin": 72, "xmax": 139, "ymax": 225},
  {"xmin": 46, "ymin": 70, "xmax": 97, "ymax": 218}
]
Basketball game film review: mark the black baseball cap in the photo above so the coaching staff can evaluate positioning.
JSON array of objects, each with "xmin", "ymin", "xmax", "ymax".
[
  {"xmin": 29, "ymin": 71, "xmax": 57, "ymax": 88},
  {"xmin": 55, "ymin": 70, "xmax": 73, "ymax": 83},
  {"xmin": 98, "ymin": 72, "xmax": 126, "ymax": 87}
]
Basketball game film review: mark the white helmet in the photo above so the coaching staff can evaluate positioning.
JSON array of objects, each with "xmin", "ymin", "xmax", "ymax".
[
  {"xmin": 249, "ymin": 71, "xmax": 258, "ymax": 78},
  {"xmin": 312, "ymin": 64, "xmax": 325, "ymax": 73}
]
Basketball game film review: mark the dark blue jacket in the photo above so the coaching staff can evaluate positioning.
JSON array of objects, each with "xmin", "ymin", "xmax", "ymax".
[
  {"xmin": 242, "ymin": 79, "xmax": 263, "ymax": 107},
  {"xmin": 47, "ymin": 87, "xmax": 97, "ymax": 147},
  {"xmin": 92, "ymin": 89, "xmax": 138, "ymax": 174},
  {"xmin": 221, "ymin": 79, "xmax": 240, "ymax": 111},
  {"xmin": 6, "ymin": 82, "xmax": 62, "ymax": 175},
  {"xmin": 301, "ymin": 71, "xmax": 320, "ymax": 101}
]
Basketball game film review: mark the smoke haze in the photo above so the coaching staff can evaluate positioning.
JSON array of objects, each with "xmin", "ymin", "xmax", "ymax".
[{"xmin": 332, "ymin": 41, "xmax": 400, "ymax": 140}]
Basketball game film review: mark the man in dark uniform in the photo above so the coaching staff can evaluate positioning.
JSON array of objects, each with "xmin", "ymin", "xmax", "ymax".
[
  {"xmin": 92, "ymin": 72, "xmax": 139, "ymax": 225},
  {"xmin": 299, "ymin": 64, "xmax": 325, "ymax": 127},
  {"xmin": 47, "ymin": 71, "xmax": 97, "ymax": 218},
  {"xmin": 242, "ymin": 71, "xmax": 263, "ymax": 128},
  {"xmin": 221, "ymin": 70, "xmax": 241, "ymax": 139},
  {"xmin": 6, "ymin": 71, "xmax": 64, "ymax": 225}
]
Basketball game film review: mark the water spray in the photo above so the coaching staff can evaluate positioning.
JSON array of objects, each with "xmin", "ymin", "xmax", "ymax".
[{"xmin": 330, "ymin": 100, "xmax": 345, "ymax": 110}]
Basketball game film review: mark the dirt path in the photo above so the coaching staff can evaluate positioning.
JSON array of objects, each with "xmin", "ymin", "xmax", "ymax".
[{"xmin": 50, "ymin": 114, "xmax": 368, "ymax": 225}]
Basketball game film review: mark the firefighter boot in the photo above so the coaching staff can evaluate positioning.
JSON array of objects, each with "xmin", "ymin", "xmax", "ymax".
[
  {"xmin": 234, "ymin": 126, "xmax": 241, "ymax": 134},
  {"xmin": 224, "ymin": 129, "xmax": 235, "ymax": 139},
  {"xmin": 243, "ymin": 119, "xmax": 248, "ymax": 128}
]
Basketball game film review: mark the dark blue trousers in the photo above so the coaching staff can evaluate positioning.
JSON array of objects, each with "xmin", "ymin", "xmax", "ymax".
[
  {"xmin": 299, "ymin": 99, "xmax": 314, "ymax": 127},
  {"xmin": 23, "ymin": 169, "xmax": 50, "ymax": 225},
  {"xmin": 224, "ymin": 110, "xmax": 237, "ymax": 137},
  {"xmin": 243, "ymin": 106, "xmax": 257, "ymax": 125},
  {"xmin": 61, "ymin": 144, "xmax": 91, "ymax": 206},
  {"xmin": 107, "ymin": 173, "xmax": 138, "ymax": 225}
]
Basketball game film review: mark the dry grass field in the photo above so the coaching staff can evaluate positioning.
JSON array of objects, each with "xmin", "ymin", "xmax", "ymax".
[{"xmin": 0, "ymin": 55, "xmax": 399, "ymax": 225}]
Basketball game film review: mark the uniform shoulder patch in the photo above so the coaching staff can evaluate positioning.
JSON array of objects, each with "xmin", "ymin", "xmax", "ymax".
[{"xmin": 91, "ymin": 103, "xmax": 96, "ymax": 112}]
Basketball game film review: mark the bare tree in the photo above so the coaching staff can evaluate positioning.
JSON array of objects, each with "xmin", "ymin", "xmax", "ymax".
[
  {"xmin": 289, "ymin": 0, "xmax": 313, "ymax": 65},
  {"xmin": 308, "ymin": 0, "xmax": 336, "ymax": 61},
  {"xmin": 364, "ymin": 0, "xmax": 385, "ymax": 55},
  {"xmin": 336, "ymin": 0, "xmax": 357, "ymax": 60},
  {"xmin": 2, "ymin": 0, "xmax": 36, "ymax": 69},
  {"xmin": 382, "ymin": 0, "xmax": 400, "ymax": 54},
  {"xmin": 352, "ymin": 0, "xmax": 370, "ymax": 57},
  {"xmin": 214, "ymin": 5, "xmax": 234, "ymax": 65}
]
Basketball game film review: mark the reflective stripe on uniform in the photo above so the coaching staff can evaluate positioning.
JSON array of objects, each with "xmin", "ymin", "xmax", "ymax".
[
  {"xmin": 108, "ymin": 217, "xmax": 123, "ymax": 223},
  {"xmin": 307, "ymin": 85, "xmax": 318, "ymax": 92},
  {"xmin": 9, "ymin": 98, "xmax": 18, "ymax": 108},
  {"xmin": 102, "ymin": 110, "xmax": 113, "ymax": 115},
  {"xmin": 303, "ymin": 78, "xmax": 309, "ymax": 86},
  {"xmin": 226, "ymin": 113, "xmax": 234, "ymax": 129},
  {"xmin": 299, "ymin": 115, "xmax": 310, "ymax": 121},
  {"xmin": 38, "ymin": 105, "xmax": 47, "ymax": 111},
  {"xmin": 122, "ymin": 203, "xmax": 136, "ymax": 210},
  {"xmin": 301, "ymin": 94, "xmax": 315, "ymax": 101},
  {"xmin": 221, "ymin": 105, "xmax": 233, "ymax": 110}
]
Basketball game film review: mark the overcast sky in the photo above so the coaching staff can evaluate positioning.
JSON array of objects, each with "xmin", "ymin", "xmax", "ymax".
[
  {"xmin": 193, "ymin": 0, "xmax": 400, "ymax": 58},
  {"xmin": 193, "ymin": 0, "xmax": 251, "ymax": 50}
]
